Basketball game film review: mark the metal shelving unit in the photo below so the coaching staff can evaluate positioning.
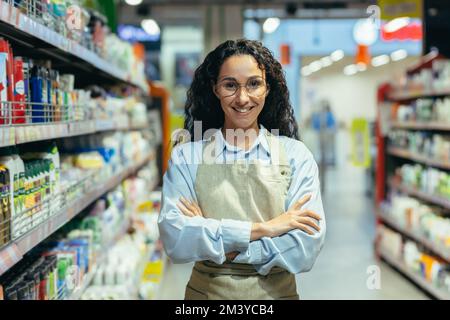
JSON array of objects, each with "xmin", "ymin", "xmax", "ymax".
[
  {"xmin": 0, "ymin": 1, "xmax": 148, "ymax": 93},
  {"xmin": 387, "ymin": 146, "xmax": 450, "ymax": 171},
  {"xmin": 0, "ymin": 120, "xmax": 150, "ymax": 147},
  {"xmin": 377, "ymin": 208, "xmax": 450, "ymax": 263},
  {"xmin": 390, "ymin": 181, "xmax": 450, "ymax": 211},
  {"xmin": 387, "ymin": 88, "xmax": 450, "ymax": 102},
  {"xmin": 378, "ymin": 248, "xmax": 450, "ymax": 300},
  {"xmin": 0, "ymin": 151, "xmax": 156, "ymax": 276},
  {"xmin": 390, "ymin": 121, "xmax": 450, "ymax": 131},
  {"xmin": 376, "ymin": 55, "xmax": 450, "ymax": 300}
]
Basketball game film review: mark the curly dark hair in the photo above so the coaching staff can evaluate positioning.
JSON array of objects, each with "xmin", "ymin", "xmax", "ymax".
[{"xmin": 183, "ymin": 39, "xmax": 299, "ymax": 141}]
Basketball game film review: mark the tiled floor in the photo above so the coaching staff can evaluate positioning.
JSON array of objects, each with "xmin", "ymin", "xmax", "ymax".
[{"xmin": 155, "ymin": 130, "xmax": 429, "ymax": 300}]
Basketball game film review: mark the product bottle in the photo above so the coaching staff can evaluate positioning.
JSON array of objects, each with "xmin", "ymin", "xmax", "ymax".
[
  {"xmin": 0, "ymin": 150, "xmax": 16, "ymax": 240},
  {"xmin": 13, "ymin": 57, "xmax": 26, "ymax": 123},
  {"xmin": 30, "ymin": 66, "xmax": 44, "ymax": 123},
  {"xmin": 0, "ymin": 38, "xmax": 10, "ymax": 124},
  {"xmin": 11, "ymin": 152, "xmax": 24, "ymax": 239},
  {"xmin": 0, "ymin": 165, "xmax": 11, "ymax": 245}
]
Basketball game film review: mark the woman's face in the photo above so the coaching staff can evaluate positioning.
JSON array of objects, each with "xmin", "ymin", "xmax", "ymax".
[{"xmin": 214, "ymin": 54, "xmax": 268, "ymax": 131}]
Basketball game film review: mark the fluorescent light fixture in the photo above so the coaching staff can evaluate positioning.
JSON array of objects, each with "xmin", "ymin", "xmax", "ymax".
[
  {"xmin": 125, "ymin": 0, "xmax": 142, "ymax": 5},
  {"xmin": 141, "ymin": 19, "xmax": 160, "ymax": 36},
  {"xmin": 301, "ymin": 66, "xmax": 312, "ymax": 76},
  {"xmin": 343, "ymin": 64, "xmax": 358, "ymax": 76},
  {"xmin": 309, "ymin": 61, "xmax": 322, "ymax": 72},
  {"xmin": 357, "ymin": 62, "xmax": 367, "ymax": 72},
  {"xmin": 320, "ymin": 56, "xmax": 333, "ymax": 67},
  {"xmin": 391, "ymin": 49, "xmax": 408, "ymax": 61},
  {"xmin": 371, "ymin": 54, "xmax": 390, "ymax": 67},
  {"xmin": 331, "ymin": 50, "xmax": 344, "ymax": 62},
  {"xmin": 263, "ymin": 18, "xmax": 280, "ymax": 34},
  {"xmin": 384, "ymin": 17, "xmax": 410, "ymax": 33}
]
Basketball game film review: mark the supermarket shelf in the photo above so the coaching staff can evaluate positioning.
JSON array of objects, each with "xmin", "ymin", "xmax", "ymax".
[
  {"xmin": 390, "ymin": 121, "xmax": 450, "ymax": 131},
  {"xmin": 0, "ymin": 151, "xmax": 155, "ymax": 276},
  {"xmin": 0, "ymin": 2, "xmax": 148, "ymax": 93},
  {"xmin": 387, "ymin": 88, "xmax": 450, "ymax": 102},
  {"xmin": 66, "ymin": 219, "xmax": 131, "ymax": 300},
  {"xmin": 390, "ymin": 181, "xmax": 450, "ymax": 211},
  {"xmin": 387, "ymin": 147, "xmax": 450, "ymax": 170},
  {"xmin": 378, "ymin": 248, "xmax": 450, "ymax": 300},
  {"xmin": 0, "ymin": 120, "xmax": 149, "ymax": 147},
  {"xmin": 377, "ymin": 209, "xmax": 450, "ymax": 263}
]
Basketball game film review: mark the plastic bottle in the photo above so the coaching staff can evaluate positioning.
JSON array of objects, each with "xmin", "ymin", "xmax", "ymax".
[
  {"xmin": 13, "ymin": 57, "xmax": 26, "ymax": 124},
  {"xmin": 0, "ymin": 150, "xmax": 17, "ymax": 239},
  {"xmin": 0, "ymin": 165, "xmax": 11, "ymax": 246},
  {"xmin": 0, "ymin": 39, "xmax": 9, "ymax": 125},
  {"xmin": 30, "ymin": 66, "xmax": 44, "ymax": 123}
]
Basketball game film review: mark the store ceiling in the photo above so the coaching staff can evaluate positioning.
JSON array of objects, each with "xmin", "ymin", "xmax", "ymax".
[
  {"xmin": 121, "ymin": 0, "xmax": 375, "ymax": 5},
  {"xmin": 118, "ymin": 0, "xmax": 377, "ymax": 25}
]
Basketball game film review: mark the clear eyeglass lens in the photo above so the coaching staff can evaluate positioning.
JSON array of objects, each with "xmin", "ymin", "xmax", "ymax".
[{"xmin": 217, "ymin": 79, "xmax": 266, "ymax": 97}]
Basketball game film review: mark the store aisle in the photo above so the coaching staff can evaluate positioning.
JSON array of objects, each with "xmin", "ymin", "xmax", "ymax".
[{"xmin": 156, "ymin": 130, "xmax": 429, "ymax": 300}]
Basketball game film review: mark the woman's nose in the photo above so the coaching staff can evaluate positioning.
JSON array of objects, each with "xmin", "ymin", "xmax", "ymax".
[{"xmin": 235, "ymin": 87, "xmax": 250, "ymax": 104}]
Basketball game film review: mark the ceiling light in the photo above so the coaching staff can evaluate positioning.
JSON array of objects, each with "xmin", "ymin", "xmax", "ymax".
[
  {"xmin": 371, "ymin": 54, "xmax": 390, "ymax": 67},
  {"xmin": 309, "ymin": 61, "xmax": 322, "ymax": 72},
  {"xmin": 141, "ymin": 19, "xmax": 160, "ymax": 36},
  {"xmin": 320, "ymin": 56, "xmax": 333, "ymax": 67},
  {"xmin": 384, "ymin": 17, "xmax": 410, "ymax": 33},
  {"xmin": 331, "ymin": 50, "xmax": 344, "ymax": 62},
  {"xmin": 391, "ymin": 49, "xmax": 408, "ymax": 61},
  {"xmin": 343, "ymin": 64, "xmax": 358, "ymax": 76},
  {"xmin": 301, "ymin": 66, "xmax": 312, "ymax": 76},
  {"xmin": 263, "ymin": 18, "xmax": 280, "ymax": 34},
  {"xmin": 125, "ymin": 0, "xmax": 143, "ymax": 5},
  {"xmin": 357, "ymin": 62, "xmax": 367, "ymax": 72}
]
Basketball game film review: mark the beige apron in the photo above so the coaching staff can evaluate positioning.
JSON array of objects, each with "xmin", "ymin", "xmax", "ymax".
[{"xmin": 185, "ymin": 130, "xmax": 299, "ymax": 300}]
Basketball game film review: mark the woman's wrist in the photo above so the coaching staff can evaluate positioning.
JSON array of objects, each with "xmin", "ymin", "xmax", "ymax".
[{"xmin": 250, "ymin": 222, "xmax": 271, "ymax": 240}]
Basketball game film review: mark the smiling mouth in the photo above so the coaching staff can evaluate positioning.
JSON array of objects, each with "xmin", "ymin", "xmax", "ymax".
[{"xmin": 232, "ymin": 106, "xmax": 255, "ymax": 114}]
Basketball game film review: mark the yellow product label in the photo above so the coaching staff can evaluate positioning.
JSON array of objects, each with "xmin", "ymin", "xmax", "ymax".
[
  {"xmin": 351, "ymin": 118, "xmax": 371, "ymax": 168},
  {"xmin": 143, "ymin": 260, "xmax": 164, "ymax": 276}
]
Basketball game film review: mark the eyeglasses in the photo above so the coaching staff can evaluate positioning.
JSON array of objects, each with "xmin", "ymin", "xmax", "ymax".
[{"xmin": 215, "ymin": 77, "xmax": 268, "ymax": 98}]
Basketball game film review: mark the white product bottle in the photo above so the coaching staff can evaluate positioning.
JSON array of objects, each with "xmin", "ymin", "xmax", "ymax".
[{"xmin": 0, "ymin": 154, "xmax": 16, "ymax": 238}]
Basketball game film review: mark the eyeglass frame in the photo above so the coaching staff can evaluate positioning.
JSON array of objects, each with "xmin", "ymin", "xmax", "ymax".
[{"xmin": 213, "ymin": 76, "xmax": 270, "ymax": 98}]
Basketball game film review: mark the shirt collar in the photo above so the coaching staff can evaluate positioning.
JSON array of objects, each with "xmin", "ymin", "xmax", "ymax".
[{"xmin": 208, "ymin": 125, "xmax": 271, "ymax": 160}]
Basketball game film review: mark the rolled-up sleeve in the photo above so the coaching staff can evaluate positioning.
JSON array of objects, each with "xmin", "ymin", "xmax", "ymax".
[
  {"xmin": 158, "ymin": 144, "xmax": 252, "ymax": 264},
  {"xmin": 233, "ymin": 142, "xmax": 326, "ymax": 275}
]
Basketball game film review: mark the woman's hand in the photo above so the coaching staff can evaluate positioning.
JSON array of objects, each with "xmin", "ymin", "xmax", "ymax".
[
  {"xmin": 251, "ymin": 194, "xmax": 322, "ymax": 240},
  {"xmin": 177, "ymin": 197, "xmax": 203, "ymax": 217}
]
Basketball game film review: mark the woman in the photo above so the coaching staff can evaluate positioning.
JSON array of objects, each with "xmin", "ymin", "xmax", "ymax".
[{"xmin": 158, "ymin": 39, "xmax": 326, "ymax": 300}]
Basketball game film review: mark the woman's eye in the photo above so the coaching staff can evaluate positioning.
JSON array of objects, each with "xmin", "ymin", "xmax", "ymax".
[
  {"xmin": 248, "ymin": 80, "xmax": 262, "ymax": 88},
  {"xmin": 223, "ymin": 82, "xmax": 238, "ymax": 90}
]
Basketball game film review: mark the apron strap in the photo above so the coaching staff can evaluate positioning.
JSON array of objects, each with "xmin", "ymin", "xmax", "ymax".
[{"xmin": 201, "ymin": 128, "xmax": 290, "ymax": 166}]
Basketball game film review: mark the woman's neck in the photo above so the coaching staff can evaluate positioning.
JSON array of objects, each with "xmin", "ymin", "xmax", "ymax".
[{"xmin": 221, "ymin": 124, "xmax": 260, "ymax": 151}]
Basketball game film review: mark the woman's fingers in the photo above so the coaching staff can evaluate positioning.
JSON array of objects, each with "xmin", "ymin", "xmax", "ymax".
[
  {"xmin": 297, "ymin": 217, "xmax": 321, "ymax": 232},
  {"xmin": 180, "ymin": 197, "xmax": 197, "ymax": 214},
  {"xmin": 179, "ymin": 197, "xmax": 203, "ymax": 217},
  {"xmin": 291, "ymin": 194, "xmax": 312, "ymax": 210},
  {"xmin": 177, "ymin": 201, "xmax": 195, "ymax": 217},
  {"xmin": 293, "ymin": 222, "xmax": 315, "ymax": 235},
  {"xmin": 298, "ymin": 209, "xmax": 322, "ymax": 221},
  {"xmin": 191, "ymin": 201, "xmax": 203, "ymax": 217}
]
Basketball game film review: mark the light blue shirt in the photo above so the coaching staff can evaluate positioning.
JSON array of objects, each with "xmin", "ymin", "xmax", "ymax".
[{"xmin": 158, "ymin": 126, "xmax": 326, "ymax": 276}]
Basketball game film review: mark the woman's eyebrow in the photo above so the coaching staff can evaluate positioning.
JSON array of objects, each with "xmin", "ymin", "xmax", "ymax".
[{"xmin": 218, "ymin": 75, "xmax": 264, "ymax": 82}]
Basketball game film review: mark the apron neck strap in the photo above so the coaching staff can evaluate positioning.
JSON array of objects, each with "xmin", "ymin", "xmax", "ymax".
[{"xmin": 201, "ymin": 128, "xmax": 289, "ymax": 165}]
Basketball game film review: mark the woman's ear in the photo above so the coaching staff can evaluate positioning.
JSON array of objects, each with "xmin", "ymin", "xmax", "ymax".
[
  {"xmin": 211, "ymin": 81, "xmax": 220, "ymax": 99},
  {"xmin": 265, "ymin": 85, "xmax": 270, "ymax": 97}
]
